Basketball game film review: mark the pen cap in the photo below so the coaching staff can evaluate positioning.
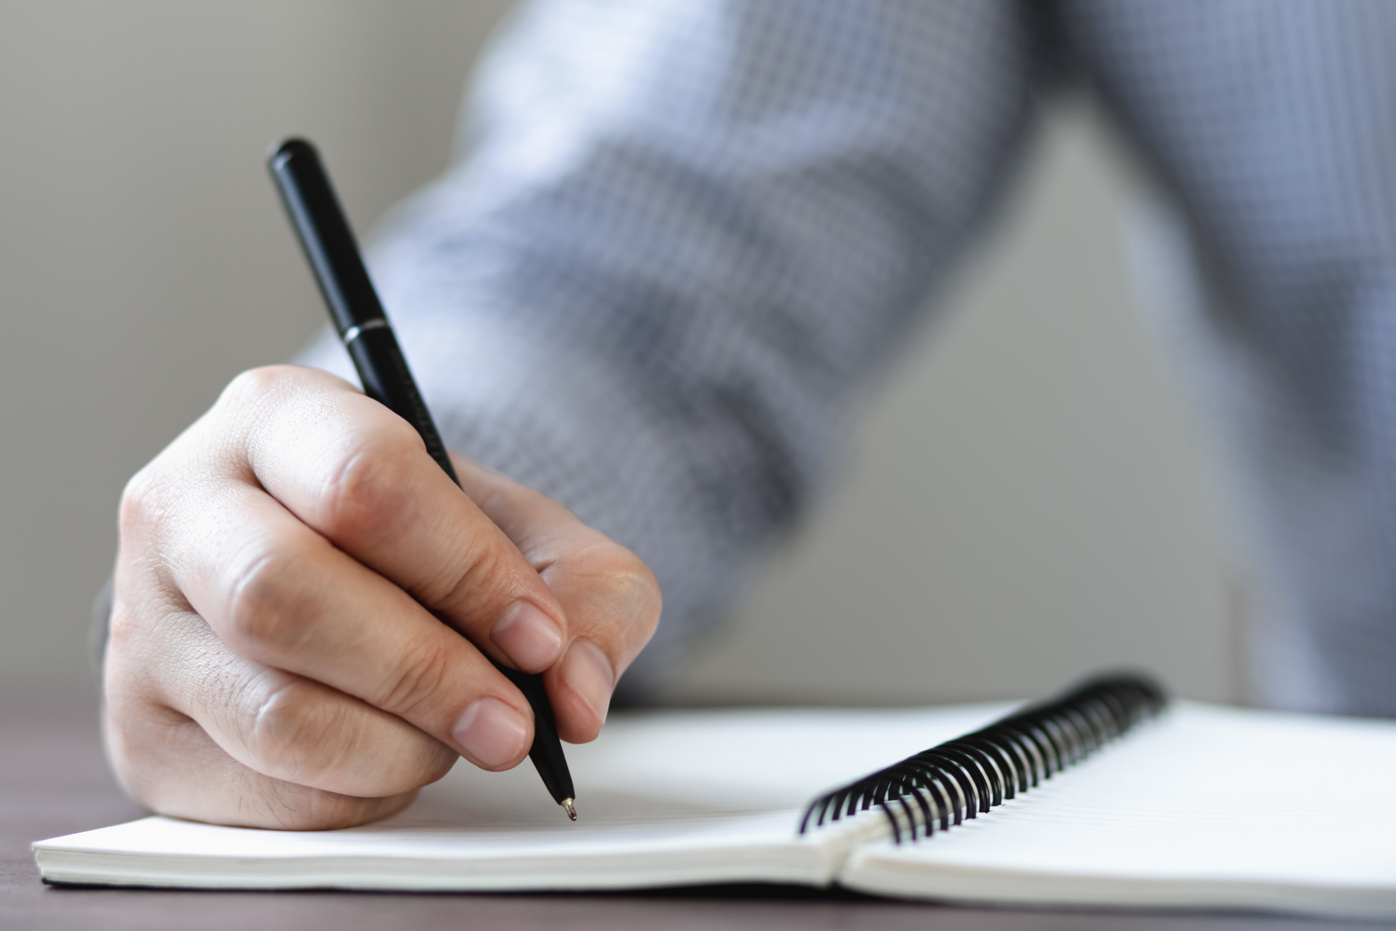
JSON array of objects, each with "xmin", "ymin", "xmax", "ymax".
[{"xmin": 268, "ymin": 138, "xmax": 387, "ymax": 336}]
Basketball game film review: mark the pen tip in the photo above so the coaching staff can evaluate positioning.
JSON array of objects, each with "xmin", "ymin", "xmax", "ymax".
[{"xmin": 562, "ymin": 798, "xmax": 577, "ymax": 821}]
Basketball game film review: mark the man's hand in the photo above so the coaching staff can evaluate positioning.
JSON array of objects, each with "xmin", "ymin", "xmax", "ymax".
[{"xmin": 103, "ymin": 365, "xmax": 660, "ymax": 829}]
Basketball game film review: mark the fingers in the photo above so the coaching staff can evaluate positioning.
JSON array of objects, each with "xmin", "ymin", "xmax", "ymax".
[
  {"xmin": 108, "ymin": 361, "xmax": 663, "ymax": 832},
  {"xmin": 204, "ymin": 366, "xmax": 659, "ymax": 747},
  {"xmin": 161, "ymin": 479, "xmax": 536, "ymax": 773},
  {"xmin": 453, "ymin": 456, "xmax": 662, "ymax": 744},
  {"xmin": 106, "ymin": 582, "xmax": 459, "ymax": 798},
  {"xmin": 225, "ymin": 367, "xmax": 569, "ymax": 675},
  {"xmin": 103, "ymin": 689, "xmax": 419, "ymax": 831}
]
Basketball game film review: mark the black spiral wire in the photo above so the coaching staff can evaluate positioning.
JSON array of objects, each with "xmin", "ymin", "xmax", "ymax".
[{"xmin": 798, "ymin": 672, "xmax": 1167, "ymax": 844}]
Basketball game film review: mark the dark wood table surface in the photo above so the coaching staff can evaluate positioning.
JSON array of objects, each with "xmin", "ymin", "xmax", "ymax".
[{"xmin": 0, "ymin": 686, "xmax": 1364, "ymax": 931}]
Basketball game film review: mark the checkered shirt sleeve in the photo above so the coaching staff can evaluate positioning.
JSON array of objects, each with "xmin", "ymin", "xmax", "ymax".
[{"xmin": 297, "ymin": 0, "xmax": 1396, "ymax": 713}]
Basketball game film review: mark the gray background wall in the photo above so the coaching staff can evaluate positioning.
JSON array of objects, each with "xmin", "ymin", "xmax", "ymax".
[{"xmin": 0, "ymin": 2, "xmax": 1236, "ymax": 708}]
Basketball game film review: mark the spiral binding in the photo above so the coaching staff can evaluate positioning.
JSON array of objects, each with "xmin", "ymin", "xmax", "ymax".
[{"xmin": 798, "ymin": 672, "xmax": 1167, "ymax": 844}]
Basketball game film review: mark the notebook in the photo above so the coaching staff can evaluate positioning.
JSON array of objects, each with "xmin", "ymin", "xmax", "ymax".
[{"xmin": 33, "ymin": 675, "xmax": 1396, "ymax": 919}]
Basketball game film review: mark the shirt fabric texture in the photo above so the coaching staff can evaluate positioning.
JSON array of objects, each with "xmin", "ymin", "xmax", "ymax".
[{"xmin": 294, "ymin": 0, "xmax": 1396, "ymax": 714}]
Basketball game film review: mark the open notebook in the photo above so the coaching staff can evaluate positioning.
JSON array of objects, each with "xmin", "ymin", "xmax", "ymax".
[{"xmin": 34, "ymin": 675, "xmax": 1396, "ymax": 919}]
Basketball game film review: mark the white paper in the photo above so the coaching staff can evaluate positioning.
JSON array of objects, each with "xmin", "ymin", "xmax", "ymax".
[
  {"xmin": 842, "ymin": 703, "xmax": 1396, "ymax": 918},
  {"xmin": 34, "ymin": 700, "xmax": 1396, "ymax": 917}
]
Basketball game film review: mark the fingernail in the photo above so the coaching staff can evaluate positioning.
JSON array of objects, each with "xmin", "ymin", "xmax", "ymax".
[
  {"xmin": 561, "ymin": 639, "xmax": 614, "ymax": 726},
  {"xmin": 490, "ymin": 601, "xmax": 564, "ymax": 671},
  {"xmin": 452, "ymin": 697, "xmax": 531, "ymax": 768}
]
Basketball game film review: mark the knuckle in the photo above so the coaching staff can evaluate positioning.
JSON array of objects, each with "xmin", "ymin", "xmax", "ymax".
[
  {"xmin": 377, "ymin": 636, "xmax": 454, "ymax": 720},
  {"xmin": 222, "ymin": 542, "xmax": 316, "ymax": 658},
  {"xmin": 319, "ymin": 428, "xmax": 420, "ymax": 543},
  {"xmin": 243, "ymin": 677, "xmax": 332, "ymax": 775},
  {"xmin": 219, "ymin": 364, "xmax": 299, "ymax": 413},
  {"xmin": 590, "ymin": 545, "xmax": 663, "ymax": 639},
  {"xmin": 117, "ymin": 463, "xmax": 166, "ymax": 542},
  {"xmin": 241, "ymin": 675, "xmax": 390, "ymax": 800},
  {"xmin": 105, "ymin": 590, "xmax": 140, "ymax": 655},
  {"xmin": 431, "ymin": 533, "xmax": 509, "ymax": 613}
]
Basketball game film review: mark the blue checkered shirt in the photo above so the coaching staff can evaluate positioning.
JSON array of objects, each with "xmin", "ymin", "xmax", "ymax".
[{"xmin": 299, "ymin": 0, "xmax": 1396, "ymax": 715}]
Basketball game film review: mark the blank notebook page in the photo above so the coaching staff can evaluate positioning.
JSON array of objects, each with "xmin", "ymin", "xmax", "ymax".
[
  {"xmin": 841, "ymin": 703, "xmax": 1396, "ymax": 915},
  {"xmin": 34, "ymin": 705, "xmax": 1008, "ymax": 890}
]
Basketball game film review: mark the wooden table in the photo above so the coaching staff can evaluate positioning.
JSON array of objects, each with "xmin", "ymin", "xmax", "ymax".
[{"xmin": 0, "ymin": 687, "xmax": 1346, "ymax": 931}]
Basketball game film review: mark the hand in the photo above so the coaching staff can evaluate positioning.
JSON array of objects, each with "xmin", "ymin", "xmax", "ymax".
[{"xmin": 103, "ymin": 365, "xmax": 660, "ymax": 829}]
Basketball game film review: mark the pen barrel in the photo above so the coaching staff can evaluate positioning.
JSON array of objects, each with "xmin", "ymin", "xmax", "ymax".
[
  {"xmin": 346, "ymin": 327, "xmax": 459, "ymax": 483},
  {"xmin": 342, "ymin": 310, "xmax": 574, "ymax": 808},
  {"xmin": 268, "ymin": 137, "xmax": 576, "ymax": 812},
  {"xmin": 268, "ymin": 138, "xmax": 385, "ymax": 335},
  {"xmin": 498, "ymin": 665, "xmax": 576, "ymax": 804}
]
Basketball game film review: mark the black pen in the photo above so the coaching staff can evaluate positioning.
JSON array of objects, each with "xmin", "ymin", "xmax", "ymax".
[{"xmin": 268, "ymin": 137, "xmax": 577, "ymax": 821}]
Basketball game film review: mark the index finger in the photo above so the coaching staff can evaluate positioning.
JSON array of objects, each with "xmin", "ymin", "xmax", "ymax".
[{"xmin": 221, "ymin": 366, "xmax": 571, "ymax": 675}]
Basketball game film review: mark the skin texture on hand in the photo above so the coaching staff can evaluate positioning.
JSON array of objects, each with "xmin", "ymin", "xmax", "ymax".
[{"xmin": 103, "ymin": 365, "xmax": 660, "ymax": 830}]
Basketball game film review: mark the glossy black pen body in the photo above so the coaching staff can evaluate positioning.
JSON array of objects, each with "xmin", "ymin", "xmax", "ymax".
[{"xmin": 267, "ymin": 137, "xmax": 577, "ymax": 820}]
